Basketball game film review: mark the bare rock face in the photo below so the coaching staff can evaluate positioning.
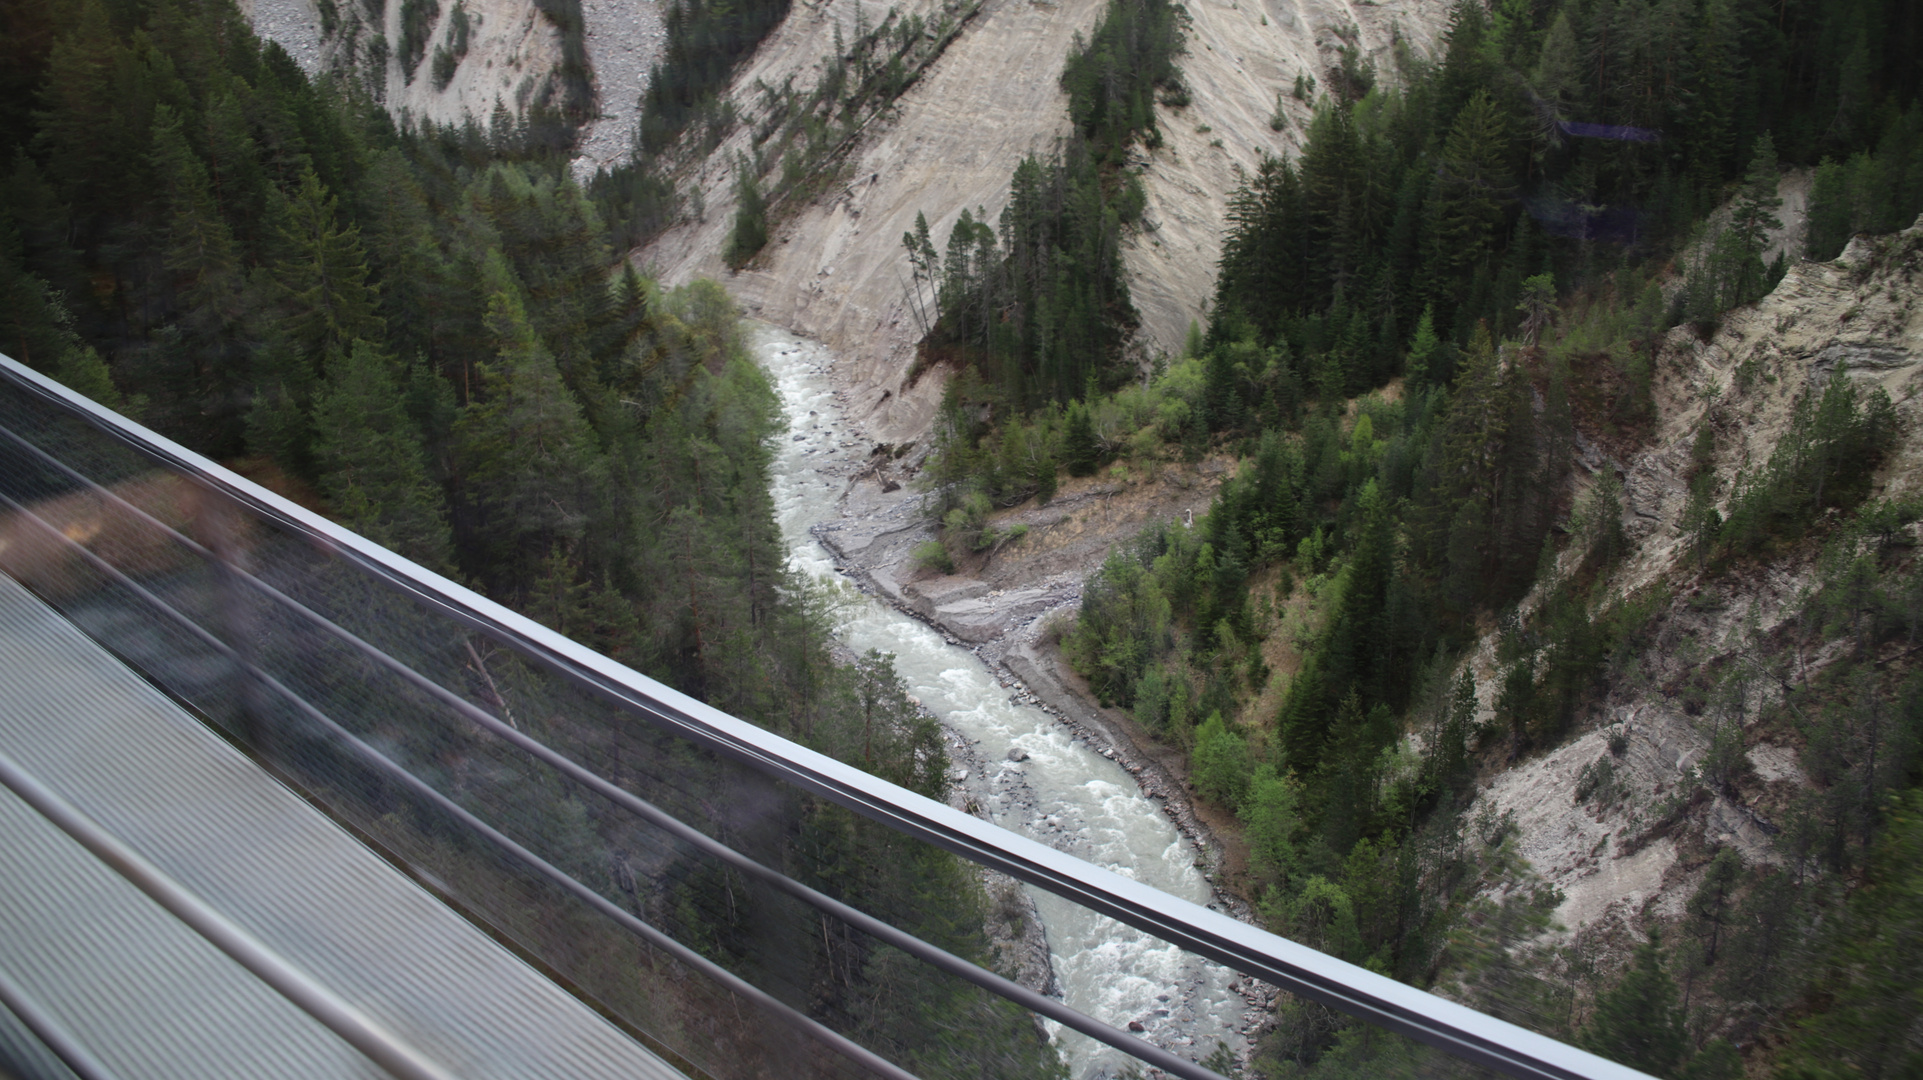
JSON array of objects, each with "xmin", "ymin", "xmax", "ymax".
[
  {"xmin": 241, "ymin": 0, "xmax": 600, "ymax": 134},
  {"xmin": 1474, "ymin": 214, "xmax": 1923, "ymax": 950}
]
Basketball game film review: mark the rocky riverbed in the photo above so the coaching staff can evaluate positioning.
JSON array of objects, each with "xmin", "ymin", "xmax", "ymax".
[
  {"xmin": 809, "ymin": 475, "xmax": 1288, "ymax": 1065},
  {"xmin": 758, "ymin": 324, "xmax": 1263, "ymax": 1075}
]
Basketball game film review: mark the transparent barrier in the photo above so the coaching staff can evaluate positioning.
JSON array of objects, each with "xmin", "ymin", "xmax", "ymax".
[{"xmin": 0, "ymin": 357, "xmax": 1641, "ymax": 1080}]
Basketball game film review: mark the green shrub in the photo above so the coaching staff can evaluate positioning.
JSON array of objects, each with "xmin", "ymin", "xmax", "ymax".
[
  {"xmin": 722, "ymin": 166, "xmax": 769, "ymax": 269},
  {"xmin": 1192, "ymin": 712, "xmax": 1252, "ymax": 808},
  {"xmin": 912, "ymin": 539, "xmax": 955, "ymax": 574},
  {"xmin": 1721, "ymin": 367, "xmax": 1899, "ymax": 556}
]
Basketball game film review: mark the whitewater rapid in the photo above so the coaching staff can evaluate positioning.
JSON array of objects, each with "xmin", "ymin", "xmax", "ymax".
[{"xmin": 751, "ymin": 324, "xmax": 1243, "ymax": 1078}]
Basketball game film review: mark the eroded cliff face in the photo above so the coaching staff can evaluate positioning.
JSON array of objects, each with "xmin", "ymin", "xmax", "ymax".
[
  {"xmin": 638, "ymin": 0, "xmax": 1454, "ymax": 442},
  {"xmin": 246, "ymin": 0, "xmax": 1456, "ymax": 441},
  {"xmin": 1470, "ymin": 216, "xmax": 1923, "ymax": 961},
  {"xmin": 240, "ymin": 0, "xmax": 596, "ymax": 131}
]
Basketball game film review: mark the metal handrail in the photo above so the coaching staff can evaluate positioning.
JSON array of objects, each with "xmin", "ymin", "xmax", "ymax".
[
  {"xmin": 0, "ymin": 352, "xmax": 1653, "ymax": 1080},
  {"xmin": 0, "ymin": 482, "xmax": 921, "ymax": 1080},
  {"xmin": 0, "ymin": 966, "xmax": 127, "ymax": 1080},
  {"xmin": 0, "ymin": 398, "xmax": 1221, "ymax": 1080},
  {"xmin": 0, "ymin": 750, "xmax": 456, "ymax": 1080}
]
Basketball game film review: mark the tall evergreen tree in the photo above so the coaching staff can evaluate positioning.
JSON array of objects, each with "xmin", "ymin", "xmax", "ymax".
[
  {"xmin": 1579, "ymin": 932, "xmax": 1689, "ymax": 1077},
  {"xmin": 1424, "ymin": 91, "xmax": 1513, "ymax": 316},
  {"xmin": 451, "ymin": 253, "xmax": 601, "ymax": 586},
  {"xmin": 1726, "ymin": 132, "xmax": 1785, "ymax": 303},
  {"xmin": 1063, "ymin": 399, "xmax": 1099, "ymax": 476},
  {"xmin": 273, "ymin": 167, "xmax": 385, "ymax": 366},
  {"xmin": 311, "ymin": 341, "xmax": 455, "ymax": 570}
]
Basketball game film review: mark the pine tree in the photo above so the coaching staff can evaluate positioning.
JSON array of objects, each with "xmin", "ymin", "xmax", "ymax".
[
  {"xmin": 1424, "ymin": 91, "xmax": 1512, "ymax": 312},
  {"xmin": 150, "ymin": 104, "xmax": 249, "ymax": 444},
  {"xmin": 901, "ymin": 210, "xmax": 940, "ymax": 336},
  {"xmin": 1202, "ymin": 343, "xmax": 1244, "ymax": 432},
  {"xmin": 723, "ymin": 161, "xmax": 768, "ymax": 270},
  {"xmin": 1063, "ymin": 399, "xmax": 1099, "ymax": 476},
  {"xmin": 1688, "ymin": 0, "xmax": 1740, "ymax": 182},
  {"xmin": 1516, "ymin": 273, "xmax": 1555, "ymax": 347},
  {"xmin": 451, "ymin": 254, "xmax": 601, "ymax": 585},
  {"xmin": 1579, "ymin": 932, "xmax": 1688, "ymax": 1077},
  {"xmin": 1404, "ymin": 305, "xmax": 1440, "ymax": 388},
  {"xmin": 596, "ymin": 262, "xmax": 653, "ymax": 389},
  {"xmin": 1434, "ymin": 324, "xmax": 1508, "ymax": 600},
  {"xmin": 311, "ymin": 340, "xmax": 454, "ymax": 570},
  {"xmin": 1433, "ymin": 0, "xmax": 1496, "ymax": 132},
  {"xmin": 525, "ymin": 542, "xmax": 593, "ymax": 634},
  {"xmin": 1435, "ymin": 669, "xmax": 1477, "ymax": 790},
  {"xmin": 273, "ymin": 168, "xmax": 385, "ymax": 367},
  {"xmin": 53, "ymin": 344, "xmax": 125, "ymax": 411},
  {"xmin": 1725, "ymin": 133, "xmax": 1784, "ymax": 306},
  {"xmin": 199, "ymin": 89, "xmax": 272, "ymax": 252},
  {"xmin": 358, "ymin": 148, "xmax": 450, "ymax": 367},
  {"xmin": 34, "ymin": 1, "xmax": 142, "ymax": 226},
  {"xmin": 150, "ymin": 106, "xmax": 241, "ymax": 299},
  {"xmin": 0, "ymin": 228, "xmax": 83, "ymax": 373},
  {"xmin": 1685, "ymin": 847, "xmax": 1743, "ymax": 968},
  {"xmin": 1533, "ymin": 12, "xmax": 1583, "ymax": 113}
]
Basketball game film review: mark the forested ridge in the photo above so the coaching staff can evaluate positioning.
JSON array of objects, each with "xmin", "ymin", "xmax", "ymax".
[
  {"xmin": 0, "ymin": 1, "xmax": 1074, "ymax": 1075},
  {"xmin": 905, "ymin": 0, "xmax": 1923, "ymax": 1073}
]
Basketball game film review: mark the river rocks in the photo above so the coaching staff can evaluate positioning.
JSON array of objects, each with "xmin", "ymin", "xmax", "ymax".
[{"xmin": 1007, "ymin": 748, "xmax": 1029, "ymax": 762}]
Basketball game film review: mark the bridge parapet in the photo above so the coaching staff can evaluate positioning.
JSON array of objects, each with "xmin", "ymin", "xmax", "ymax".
[{"xmin": 0, "ymin": 353, "xmax": 1649, "ymax": 1080}]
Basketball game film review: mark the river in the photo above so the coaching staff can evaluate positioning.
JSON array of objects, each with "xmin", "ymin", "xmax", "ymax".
[{"xmin": 751, "ymin": 323, "xmax": 1245, "ymax": 1079}]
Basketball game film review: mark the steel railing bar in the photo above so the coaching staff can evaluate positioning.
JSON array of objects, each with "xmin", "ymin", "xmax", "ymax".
[
  {"xmin": 0, "ymin": 354, "xmax": 1653, "ymax": 1080},
  {"xmin": 0, "ymin": 966, "xmax": 128, "ymax": 1080},
  {"xmin": 0, "ymin": 427, "xmax": 1235, "ymax": 1080},
  {"xmin": 0, "ymin": 750, "xmax": 457, "ymax": 1080},
  {"xmin": 0, "ymin": 488, "xmax": 920, "ymax": 1080}
]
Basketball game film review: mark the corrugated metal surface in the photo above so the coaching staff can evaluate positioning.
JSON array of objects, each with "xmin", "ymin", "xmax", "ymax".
[{"xmin": 0, "ymin": 573, "xmax": 685, "ymax": 1080}]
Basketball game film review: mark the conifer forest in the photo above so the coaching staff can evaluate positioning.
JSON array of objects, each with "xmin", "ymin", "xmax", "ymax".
[{"xmin": 3, "ymin": 0, "xmax": 1923, "ymax": 1074}]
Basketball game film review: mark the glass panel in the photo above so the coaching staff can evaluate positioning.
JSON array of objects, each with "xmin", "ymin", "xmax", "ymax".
[{"xmin": 0, "ymin": 375, "xmax": 1533, "ymax": 1080}]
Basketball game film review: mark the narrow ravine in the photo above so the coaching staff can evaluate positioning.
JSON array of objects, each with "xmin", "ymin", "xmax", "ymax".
[{"xmin": 752, "ymin": 323, "xmax": 1246, "ymax": 1078}]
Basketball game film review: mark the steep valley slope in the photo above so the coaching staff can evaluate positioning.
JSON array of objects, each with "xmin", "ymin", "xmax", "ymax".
[
  {"xmin": 244, "ymin": 0, "xmax": 1455, "ymax": 439},
  {"xmin": 820, "ymin": 211, "xmax": 1923, "ymax": 1040},
  {"xmin": 1471, "ymin": 217, "xmax": 1923, "ymax": 969},
  {"xmin": 638, "ymin": 0, "xmax": 1454, "ymax": 440},
  {"xmin": 229, "ymin": 0, "xmax": 1923, "ymax": 1040},
  {"xmin": 241, "ymin": 0, "xmax": 638, "ymax": 137}
]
